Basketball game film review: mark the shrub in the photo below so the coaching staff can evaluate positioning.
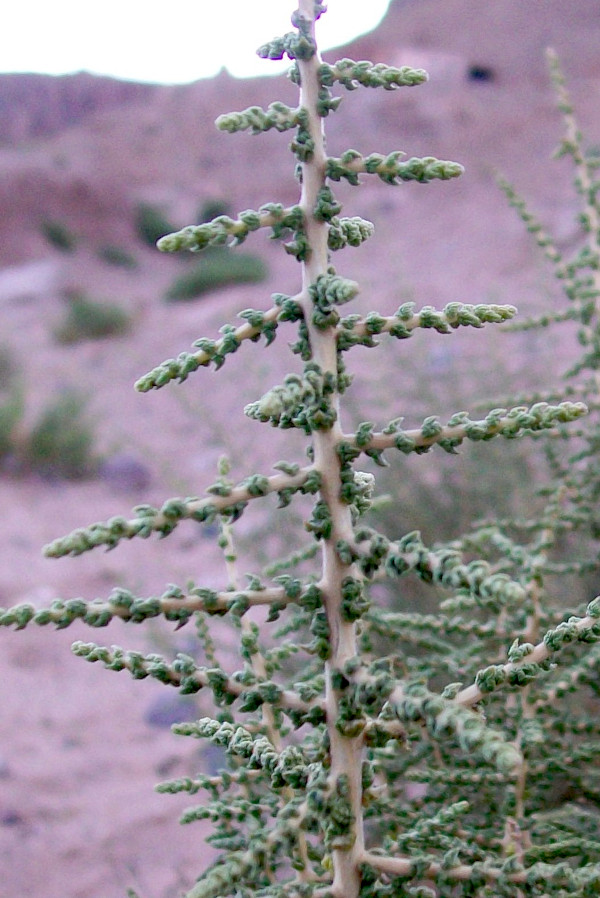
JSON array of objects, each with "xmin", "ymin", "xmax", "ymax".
[
  {"xmin": 197, "ymin": 197, "xmax": 232, "ymax": 224},
  {"xmin": 0, "ymin": 346, "xmax": 25, "ymax": 459},
  {"xmin": 25, "ymin": 391, "xmax": 97, "ymax": 479},
  {"xmin": 40, "ymin": 218, "xmax": 77, "ymax": 252},
  {"xmin": 54, "ymin": 290, "xmax": 132, "ymax": 343},
  {"xmin": 0, "ymin": 399, "xmax": 22, "ymax": 460},
  {"xmin": 165, "ymin": 247, "xmax": 268, "ymax": 301},
  {"xmin": 135, "ymin": 202, "xmax": 178, "ymax": 247},
  {"xmin": 97, "ymin": 244, "xmax": 138, "ymax": 269}
]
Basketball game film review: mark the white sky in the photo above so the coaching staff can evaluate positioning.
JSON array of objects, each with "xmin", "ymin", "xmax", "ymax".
[{"xmin": 1, "ymin": 1, "xmax": 392, "ymax": 83}]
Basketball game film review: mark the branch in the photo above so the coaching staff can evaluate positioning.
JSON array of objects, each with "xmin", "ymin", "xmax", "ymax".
[
  {"xmin": 171, "ymin": 719, "xmax": 311, "ymax": 789},
  {"xmin": 547, "ymin": 48, "xmax": 600, "ymax": 244},
  {"xmin": 71, "ymin": 642, "xmax": 321, "ymax": 717},
  {"xmin": 340, "ymin": 401, "xmax": 588, "ymax": 461},
  {"xmin": 454, "ymin": 596, "xmax": 600, "ymax": 708},
  {"xmin": 134, "ymin": 296, "xmax": 303, "ymax": 391},
  {"xmin": 157, "ymin": 204, "xmax": 304, "ymax": 253},
  {"xmin": 157, "ymin": 767, "xmax": 263, "ymax": 796},
  {"xmin": 326, "ymin": 150, "xmax": 464, "ymax": 186},
  {"xmin": 0, "ymin": 584, "xmax": 293, "ymax": 631},
  {"xmin": 317, "ymin": 58, "xmax": 429, "ymax": 91},
  {"xmin": 352, "ymin": 527, "xmax": 526, "ymax": 607},
  {"xmin": 43, "ymin": 466, "xmax": 317, "ymax": 558},
  {"xmin": 361, "ymin": 850, "xmax": 600, "ymax": 891},
  {"xmin": 216, "ymin": 102, "xmax": 305, "ymax": 135},
  {"xmin": 387, "ymin": 682, "xmax": 522, "ymax": 775},
  {"xmin": 336, "ymin": 301, "xmax": 517, "ymax": 349},
  {"xmin": 360, "ymin": 849, "xmax": 527, "ymax": 884}
]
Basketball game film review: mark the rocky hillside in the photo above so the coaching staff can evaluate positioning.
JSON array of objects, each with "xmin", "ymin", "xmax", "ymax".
[
  {"xmin": 0, "ymin": 71, "xmax": 158, "ymax": 145},
  {"xmin": 1, "ymin": 0, "xmax": 599, "ymax": 268}
]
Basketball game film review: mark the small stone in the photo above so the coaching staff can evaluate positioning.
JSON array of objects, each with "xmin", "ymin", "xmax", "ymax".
[
  {"xmin": 144, "ymin": 692, "xmax": 198, "ymax": 728},
  {"xmin": 99, "ymin": 453, "xmax": 152, "ymax": 493},
  {"xmin": 1, "ymin": 810, "xmax": 23, "ymax": 826}
]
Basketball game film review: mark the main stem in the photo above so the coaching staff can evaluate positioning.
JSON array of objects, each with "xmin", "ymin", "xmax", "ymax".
[{"xmin": 296, "ymin": 4, "xmax": 364, "ymax": 896}]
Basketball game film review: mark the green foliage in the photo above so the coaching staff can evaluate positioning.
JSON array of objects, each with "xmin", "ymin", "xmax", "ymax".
[
  {"xmin": 40, "ymin": 218, "xmax": 77, "ymax": 252},
  {"xmin": 54, "ymin": 289, "xmax": 132, "ymax": 343},
  {"xmin": 0, "ymin": 346, "xmax": 25, "ymax": 459},
  {"xmin": 0, "ymin": 349, "xmax": 99, "ymax": 479},
  {"xmin": 2, "ymin": 10, "xmax": 600, "ymax": 898},
  {"xmin": 135, "ymin": 202, "xmax": 178, "ymax": 247},
  {"xmin": 197, "ymin": 198, "xmax": 232, "ymax": 224},
  {"xmin": 165, "ymin": 248, "xmax": 268, "ymax": 301},
  {"xmin": 25, "ymin": 391, "xmax": 97, "ymax": 480},
  {"xmin": 97, "ymin": 243, "xmax": 138, "ymax": 269}
]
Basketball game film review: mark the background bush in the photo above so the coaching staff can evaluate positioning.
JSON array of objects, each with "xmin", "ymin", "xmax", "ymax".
[
  {"xmin": 164, "ymin": 247, "xmax": 268, "ymax": 301},
  {"xmin": 25, "ymin": 391, "xmax": 97, "ymax": 480},
  {"xmin": 0, "ymin": 347, "xmax": 25, "ymax": 460},
  {"xmin": 54, "ymin": 289, "xmax": 132, "ymax": 343},
  {"xmin": 135, "ymin": 202, "xmax": 178, "ymax": 248},
  {"xmin": 40, "ymin": 218, "xmax": 77, "ymax": 252},
  {"xmin": 197, "ymin": 198, "xmax": 232, "ymax": 223},
  {"xmin": 97, "ymin": 244, "xmax": 138, "ymax": 269}
]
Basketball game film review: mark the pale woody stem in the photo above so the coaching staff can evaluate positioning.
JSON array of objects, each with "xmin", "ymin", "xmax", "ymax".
[{"xmin": 296, "ymin": 2, "xmax": 364, "ymax": 896}]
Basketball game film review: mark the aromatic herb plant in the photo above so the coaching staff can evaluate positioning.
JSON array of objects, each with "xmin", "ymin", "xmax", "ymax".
[{"xmin": 3, "ymin": 5, "xmax": 600, "ymax": 898}]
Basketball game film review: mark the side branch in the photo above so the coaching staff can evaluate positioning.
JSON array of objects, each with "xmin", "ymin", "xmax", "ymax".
[
  {"xmin": 72, "ymin": 642, "xmax": 321, "ymax": 716},
  {"xmin": 455, "ymin": 596, "xmax": 600, "ymax": 708},
  {"xmin": 361, "ymin": 850, "xmax": 527, "ymax": 885},
  {"xmin": 43, "ymin": 466, "xmax": 317, "ymax": 558},
  {"xmin": 362, "ymin": 850, "xmax": 600, "ymax": 891},
  {"xmin": 216, "ymin": 102, "xmax": 305, "ymax": 135},
  {"xmin": 387, "ymin": 682, "xmax": 521, "ymax": 774},
  {"xmin": 339, "ymin": 401, "xmax": 587, "ymax": 461},
  {"xmin": 171, "ymin": 719, "xmax": 312, "ymax": 790},
  {"xmin": 317, "ymin": 58, "xmax": 428, "ymax": 91},
  {"xmin": 352, "ymin": 527, "xmax": 526, "ymax": 606},
  {"xmin": 0, "ymin": 585, "xmax": 292, "ymax": 631},
  {"xmin": 157, "ymin": 204, "xmax": 304, "ymax": 253},
  {"xmin": 326, "ymin": 150, "xmax": 464, "ymax": 186},
  {"xmin": 337, "ymin": 302, "xmax": 517, "ymax": 349},
  {"xmin": 135, "ymin": 296, "xmax": 303, "ymax": 392}
]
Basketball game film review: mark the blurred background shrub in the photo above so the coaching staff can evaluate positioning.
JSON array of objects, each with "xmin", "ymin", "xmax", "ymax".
[
  {"xmin": 96, "ymin": 244, "xmax": 138, "ymax": 269},
  {"xmin": 197, "ymin": 197, "xmax": 231, "ymax": 223},
  {"xmin": 40, "ymin": 218, "xmax": 78, "ymax": 252},
  {"xmin": 164, "ymin": 247, "xmax": 268, "ymax": 301},
  {"xmin": 0, "ymin": 347, "xmax": 25, "ymax": 460},
  {"xmin": 25, "ymin": 391, "xmax": 97, "ymax": 480},
  {"xmin": 54, "ymin": 289, "xmax": 132, "ymax": 343},
  {"xmin": 135, "ymin": 202, "xmax": 178, "ymax": 247}
]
